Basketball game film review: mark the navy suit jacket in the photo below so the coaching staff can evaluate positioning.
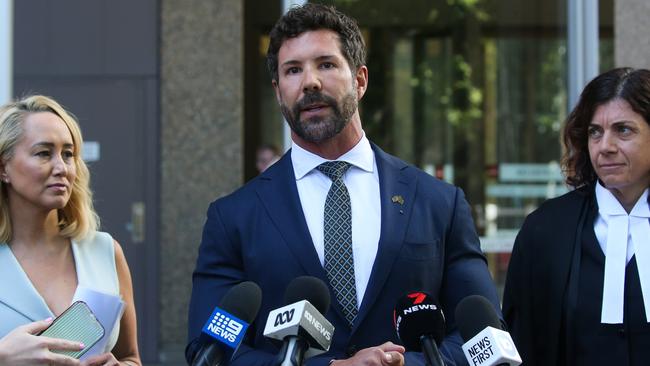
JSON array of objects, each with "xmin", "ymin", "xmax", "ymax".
[{"xmin": 187, "ymin": 143, "xmax": 500, "ymax": 365}]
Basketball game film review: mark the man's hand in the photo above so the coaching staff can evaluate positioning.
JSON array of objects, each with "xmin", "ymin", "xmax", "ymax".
[
  {"xmin": 331, "ymin": 342, "xmax": 405, "ymax": 366},
  {"xmin": 0, "ymin": 319, "xmax": 83, "ymax": 366}
]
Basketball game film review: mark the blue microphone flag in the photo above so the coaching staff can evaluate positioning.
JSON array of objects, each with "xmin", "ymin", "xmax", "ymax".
[{"xmin": 201, "ymin": 307, "xmax": 249, "ymax": 349}]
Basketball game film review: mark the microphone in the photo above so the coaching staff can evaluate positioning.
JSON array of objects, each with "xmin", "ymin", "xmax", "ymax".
[
  {"xmin": 393, "ymin": 291, "xmax": 446, "ymax": 366},
  {"xmin": 263, "ymin": 276, "xmax": 334, "ymax": 366},
  {"xmin": 191, "ymin": 281, "xmax": 262, "ymax": 366},
  {"xmin": 455, "ymin": 295, "xmax": 521, "ymax": 366}
]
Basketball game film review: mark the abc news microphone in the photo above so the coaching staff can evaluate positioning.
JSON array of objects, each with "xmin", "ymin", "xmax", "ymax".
[
  {"xmin": 263, "ymin": 276, "xmax": 334, "ymax": 366},
  {"xmin": 191, "ymin": 281, "xmax": 262, "ymax": 366},
  {"xmin": 393, "ymin": 291, "xmax": 446, "ymax": 366},
  {"xmin": 455, "ymin": 295, "xmax": 521, "ymax": 366}
]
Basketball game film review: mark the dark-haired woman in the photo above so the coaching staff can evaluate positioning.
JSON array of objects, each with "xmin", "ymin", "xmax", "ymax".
[{"xmin": 504, "ymin": 67, "xmax": 650, "ymax": 365}]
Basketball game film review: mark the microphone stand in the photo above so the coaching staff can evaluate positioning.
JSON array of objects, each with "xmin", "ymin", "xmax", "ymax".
[
  {"xmin": 420, "ymin": 335, "xmax": 445, "ymax": 366},
  {"xmin": 277, "ymin": 336, "xmax": 309, "ymax": 366}
]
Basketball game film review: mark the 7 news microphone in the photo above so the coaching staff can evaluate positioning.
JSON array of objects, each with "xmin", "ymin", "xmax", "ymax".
[
  {"xmin": 454, "ymin": 295, "xmax": 521, "ymax": 366},
  {"xmin": 393, "ymin": 291, "xmax": 446, "ymax": 366},
  {"xmin": 191, "ymin": 281, "xmax": 262, "ymax": 366},
  {"xmin": 263, "ymin": 276, "xmax": 334, "ymax": 366}
]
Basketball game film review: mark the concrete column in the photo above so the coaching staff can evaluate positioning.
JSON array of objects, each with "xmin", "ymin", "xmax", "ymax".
[
  {"xmin": 160, "ymin": 0, "xmax": 243, "ymax": 361},
  {"xmin": 615, "ymin": 0, "xmax": 650, "ymax": 68},
  {"xmin": 568, "ymin": 0, "xmax": 599, "ymax": 109}
]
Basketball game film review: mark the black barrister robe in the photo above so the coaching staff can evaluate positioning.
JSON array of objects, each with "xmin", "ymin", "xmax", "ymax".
[
  {"xmin": 503, "ymin": 185, "xmax": 594, "ymax": 365},
  {"xmin": 504, "ymin": 183, "xmax": 650, "ymax": 365}
]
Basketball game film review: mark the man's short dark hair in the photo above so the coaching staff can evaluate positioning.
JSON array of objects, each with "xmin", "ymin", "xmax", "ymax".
[{"xmin": 266, "ymin": 3, "xmax": 366, "ymax": 82}]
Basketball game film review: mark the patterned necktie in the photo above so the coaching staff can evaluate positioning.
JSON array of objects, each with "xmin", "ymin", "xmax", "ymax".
[{"xmin": 317, "ymin": 161, "xmax": 358, "ymax": 326}]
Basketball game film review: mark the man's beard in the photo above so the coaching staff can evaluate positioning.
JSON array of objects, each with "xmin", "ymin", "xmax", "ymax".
[{"xmin": 281, "ymin": 90, "xmax": 358, "ymax": 143}]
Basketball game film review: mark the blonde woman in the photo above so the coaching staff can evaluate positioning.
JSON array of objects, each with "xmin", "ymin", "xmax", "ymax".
[{"xmin": 0, "ymin": 96, "xmax": 140, "ymax": 366}]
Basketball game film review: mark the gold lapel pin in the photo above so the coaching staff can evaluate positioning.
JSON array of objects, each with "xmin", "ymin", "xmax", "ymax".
[{"xmin": 391, "ymin": 195, "xmax": 404, "ymax": 205}]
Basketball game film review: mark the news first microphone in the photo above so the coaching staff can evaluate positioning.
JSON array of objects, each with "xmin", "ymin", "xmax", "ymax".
[
  {"xmin": 393, "ymin": 291, "xmax": 446, "ymax": 366},
  {"xmin": 455, "ymin": 295, "xmax": 521, "ymax": 366},
  {"xmin": 191, "ymin": 281, "xmax": 262, "ymax": 366},
  {"xmin": 263, "ymin": 276, "xmax": 334, "ymax": 366}
]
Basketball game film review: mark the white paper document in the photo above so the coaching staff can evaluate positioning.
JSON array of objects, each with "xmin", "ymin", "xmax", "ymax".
[{"xmin": 72, "ymin": 286, "xmax": 125, "ymax": 359}]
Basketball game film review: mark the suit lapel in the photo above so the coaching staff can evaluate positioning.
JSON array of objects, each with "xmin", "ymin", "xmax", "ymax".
[
  {"xmin": 255, "ymin": 152, "xmax": 329, "ymax": 281},
  {"xmin": 256, "ymin": 147, "xmax": 418, "ymax": 329},
  {"xmin": 352, "ymin": 144, "xmax": 416, "ymax": 333},
  {"xmin": 0, "ymin": 244, "xmax": 53, "ymax": 322}
]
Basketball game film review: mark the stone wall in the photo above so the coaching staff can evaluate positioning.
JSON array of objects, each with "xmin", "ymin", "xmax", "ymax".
[{"xmin": 159, "ymin": 0, "xmax": 243, "ymax": 360}]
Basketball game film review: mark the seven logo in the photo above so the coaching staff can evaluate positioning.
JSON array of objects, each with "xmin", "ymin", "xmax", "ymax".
[
  {"xmin": 407, "ymin": 292, "xmax": 427, "ymax": 305},
  {"xmin": 274, "ymin": 309, "xmax": 295, "ymax": 326}
]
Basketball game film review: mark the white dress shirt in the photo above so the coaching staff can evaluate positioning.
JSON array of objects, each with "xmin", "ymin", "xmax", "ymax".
[{"xmin": 291, "ymin": 133, "xmax": 380, "ymax": 309}]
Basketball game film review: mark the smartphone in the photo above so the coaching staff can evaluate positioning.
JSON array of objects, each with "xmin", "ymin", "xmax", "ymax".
[{"xmin": 38, "ymin": 300, "xmax": 105, "ymax": 359}]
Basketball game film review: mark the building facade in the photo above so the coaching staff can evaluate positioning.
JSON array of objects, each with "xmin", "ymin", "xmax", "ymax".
[{"xmin": 9, "ymin": 0, "xmax": 650, "ymax": 364}]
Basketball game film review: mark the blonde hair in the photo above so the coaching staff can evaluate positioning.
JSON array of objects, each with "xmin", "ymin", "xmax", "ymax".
[{"xmin": 0, "ymin": 95, "xmax": 98, "ymax": 242}]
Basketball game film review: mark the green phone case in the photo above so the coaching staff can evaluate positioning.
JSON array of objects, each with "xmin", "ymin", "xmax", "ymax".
[{"xmin": 38, "ymin": 300, "xmax": 105, "ymax": 359}]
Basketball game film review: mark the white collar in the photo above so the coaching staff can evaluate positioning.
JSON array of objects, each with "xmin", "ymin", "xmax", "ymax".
[
  {"xmin": 291, "ymin": 132, "xmax": 375, "ymax": 180},
  {"xmin": 596, "ymin": 180, "xmax": 650, "ymax": 217}
]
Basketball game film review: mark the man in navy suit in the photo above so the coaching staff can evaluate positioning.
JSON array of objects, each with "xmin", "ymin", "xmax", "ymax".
[{"xmin": 187, "ymin": 4, "xmax": 499, "ymax": 365}]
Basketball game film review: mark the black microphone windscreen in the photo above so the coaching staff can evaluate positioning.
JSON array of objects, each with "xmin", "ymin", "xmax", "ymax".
[
  {"xmin": 284, "ymin": 276, "xmax": 331, "ymax": 315},
  {"xmin": 393, "ymin": 291, "xmax": 445, "ymax": 351},
  {"xmin": 454, "ymin": 295, "xmax": 501, "ymax": 342},
  {"xmin": 191, "ymin": 281, "xmax": 262, "ymax": 364},
  {"xmin": 219, "ymin": 281, "xmax": 263, "ymax": 323}
]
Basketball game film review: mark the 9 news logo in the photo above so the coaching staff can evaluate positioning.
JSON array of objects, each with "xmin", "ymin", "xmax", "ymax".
[{"xmin": 202, "ymin": 308, "xmax": 249, "ymax": 348}]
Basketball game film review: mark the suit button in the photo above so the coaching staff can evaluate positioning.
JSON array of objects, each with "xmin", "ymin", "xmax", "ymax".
[
  {"xmin": 618, "ymin": 328, "xmax": 625, "ymax": 338},
  {"xmin": 346, "ymin": 345, "xmax": 358, "ymax": 357}
]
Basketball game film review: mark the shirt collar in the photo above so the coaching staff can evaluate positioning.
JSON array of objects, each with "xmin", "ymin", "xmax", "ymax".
[
  {"xmin": 596, "ymin": 180, "xmax": 649, "ymax": 217},
  {"xmin": 631, "ymin": 189, "xmax": 650, "ymax": 218},
  {"xmin": 291, "ymin": 132, "xmax": 375, "ymax": 180}
]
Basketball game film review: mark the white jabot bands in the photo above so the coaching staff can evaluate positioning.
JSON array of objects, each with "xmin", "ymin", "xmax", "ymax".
[{"xmin": 597, "ymin": 182, "xmax": 650, "ymax": 324}]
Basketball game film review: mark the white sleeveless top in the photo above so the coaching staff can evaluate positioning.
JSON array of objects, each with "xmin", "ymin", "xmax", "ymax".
[{"xmin": 0, "ymin": 231, "xmax": 121, "ymax": 353}]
